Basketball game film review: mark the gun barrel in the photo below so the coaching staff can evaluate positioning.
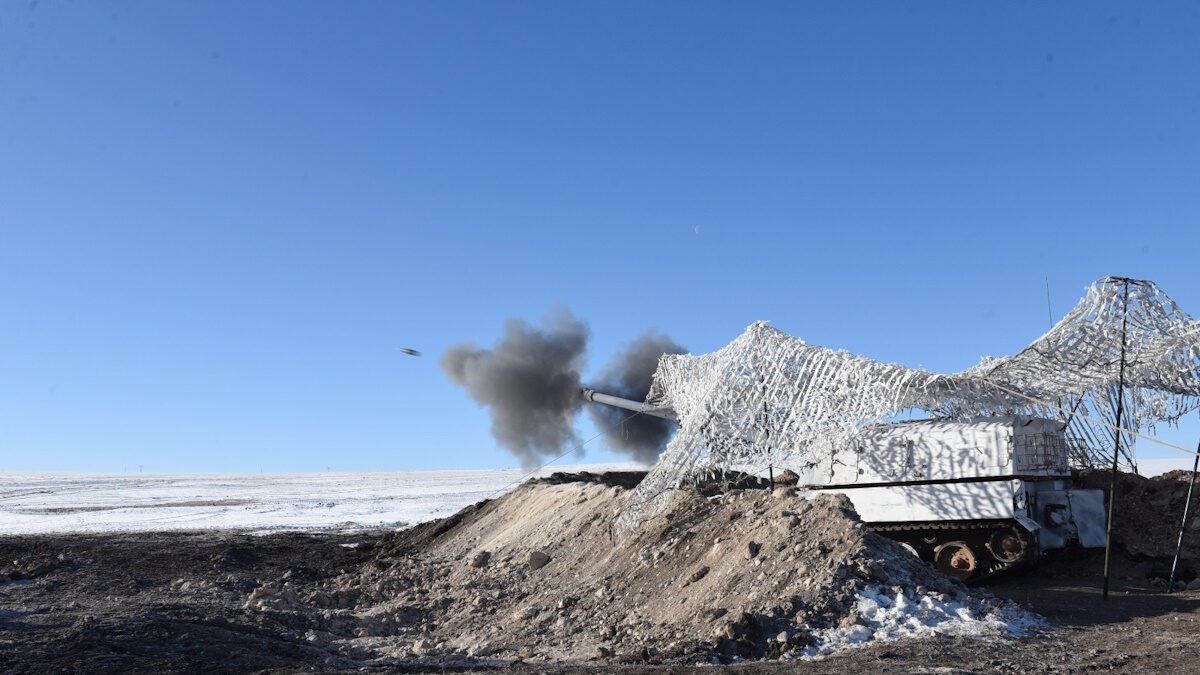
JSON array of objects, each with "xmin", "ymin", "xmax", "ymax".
[{"xmin": 580, "ymin": 389, "xmax": 676, "ymax": 421}]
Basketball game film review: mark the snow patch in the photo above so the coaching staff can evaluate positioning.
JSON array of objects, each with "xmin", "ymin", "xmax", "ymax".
[{"xmin": 802, "ymin": 585, "xmax": 1043, "ymax": 658}]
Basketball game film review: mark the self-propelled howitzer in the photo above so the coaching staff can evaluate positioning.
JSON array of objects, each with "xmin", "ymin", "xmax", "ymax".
[{"xmin": 581, "ymin": 388, "xmax": 1107, "ymax": 582}]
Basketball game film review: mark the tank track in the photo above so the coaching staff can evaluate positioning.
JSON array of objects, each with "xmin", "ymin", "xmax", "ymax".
[{"xmin": 868, "ymin": 519, "xmax": 1034, "ymax": 583}]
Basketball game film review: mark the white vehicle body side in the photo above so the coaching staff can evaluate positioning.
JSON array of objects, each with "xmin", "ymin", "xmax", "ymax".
[
  {"xmin": 792, "ymin": 416, "xmax": 1107, "ymax": 552},
  {"xmin": 824, "ymin": 482, "xmax": 1020, "ymax": 522}
]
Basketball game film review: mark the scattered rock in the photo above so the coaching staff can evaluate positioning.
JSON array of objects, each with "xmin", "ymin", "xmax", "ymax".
[
  {"xmin": 512, "ymin": 605, "xmax": 538, "ymax": 621},
  {"xmin": 745, "ymin": 541, "xmax": 761, "ymax": 560},
  {"xmin": 722, "ymin": 610, "xmax": 762, "ymax": 642},
  {"xmin": 44, "ymin": 464, "xmax": 1200, "ymax": 675},
  {"xmin": 529, "ymin": 551, "xmax": 551, "ymax": 571},
  {"xmin": 149, "ymin": 473, "xmax": 1038, "ymax": 665},
  {"xmin": 775, "ymin": 469, "xmax": 800, "ymax": 486},
  {"xmin": 246, "ymin": 585, "xmax": 277, "ymax": 602}
]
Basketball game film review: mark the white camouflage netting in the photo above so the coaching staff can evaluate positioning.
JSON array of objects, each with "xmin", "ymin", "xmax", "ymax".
[{"xmin": 617, "ymin": 277, "xmax": 1200, "ymax": 533}]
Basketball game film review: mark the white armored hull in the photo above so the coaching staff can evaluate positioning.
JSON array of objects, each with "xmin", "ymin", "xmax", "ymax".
[
  {"xmin": 787, "ymin": 416, "xmax": 1109, "ymax": 581},
  {"xmin": 824, "ymin": 481, "xmax": 1020, "ymax": 523}
]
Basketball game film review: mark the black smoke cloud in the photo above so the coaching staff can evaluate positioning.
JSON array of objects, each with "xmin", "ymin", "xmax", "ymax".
[
  {"xmin": 440, "ymin": 310, "xmax": 589, "ymax": 468},
  {"xmin": 441, "ymin": 311, "xmax": 685, "ymax": 467},
  {"xmin": 586, "ymin": 332, "xmax": 688, "ymax": 464}
]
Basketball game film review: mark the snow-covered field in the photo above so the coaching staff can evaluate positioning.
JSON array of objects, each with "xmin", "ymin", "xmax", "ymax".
[
  {"xmin": 0, "ymin": 464, "xmax": 639, "ymax": 535},
  {"xmin": 3, "ymin": 458, "xmax": 1189, "ymax": 536}
]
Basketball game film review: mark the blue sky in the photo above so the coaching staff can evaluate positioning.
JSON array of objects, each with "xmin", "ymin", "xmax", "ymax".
[{"xmin": 2, "ymin": 1, "xmax": 1198, "ymax": 472}]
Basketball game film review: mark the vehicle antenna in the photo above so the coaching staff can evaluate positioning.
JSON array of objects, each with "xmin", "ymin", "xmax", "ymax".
[{"xmin": 1045, "ymin": 276, "xmax": 1054, "ymax": 328}]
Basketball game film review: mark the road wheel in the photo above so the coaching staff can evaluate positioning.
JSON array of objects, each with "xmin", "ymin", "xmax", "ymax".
[
  {"xmin": 934, "ymin": 540, "xmax": 977, "ymax": 581},
  {"xmin": 987, "ymin": 527, "xmax": 1028, "ymax": 564}
]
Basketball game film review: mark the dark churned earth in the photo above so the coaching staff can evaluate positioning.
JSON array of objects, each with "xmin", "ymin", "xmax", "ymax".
[{"xmin": 4, "ymin": 533, "xmax": 1200, "ymax": 674}]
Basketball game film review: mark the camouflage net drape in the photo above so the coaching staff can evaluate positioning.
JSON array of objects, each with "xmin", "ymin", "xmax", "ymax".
[{"xmin": 616, "ymin": 277, "xmax": 1200, "ymax": 533}]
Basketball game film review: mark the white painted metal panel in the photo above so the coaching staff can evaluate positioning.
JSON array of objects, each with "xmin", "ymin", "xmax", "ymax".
[
  {"xmin": 1067, "ymin": 489, "xmax": 1108, "ymax": 547},
  {"xmin": 820, "ymin": 481, "xmax": 1019, "ymax": 523},
  {"xmin": 796, "ymin": 416, "xmax": 1071, "ymax": 490}
]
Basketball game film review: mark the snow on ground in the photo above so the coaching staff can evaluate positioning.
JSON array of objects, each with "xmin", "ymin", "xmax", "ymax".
[
  {"xmin": 0, "ymin": 463, "xmax": 639, "ymax": 535},
  {"xmin": 801, "ymin": 584, "xmax": 1042, "ymax": 658}
]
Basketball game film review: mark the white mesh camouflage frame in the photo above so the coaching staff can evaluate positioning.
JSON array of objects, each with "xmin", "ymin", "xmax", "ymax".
[{"xmin": 616, "ymin": 277, "xmax": 1200, "ymax": 533}]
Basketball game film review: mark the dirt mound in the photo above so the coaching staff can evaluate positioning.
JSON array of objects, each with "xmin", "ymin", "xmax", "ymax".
[
  {"xmin": 532, "ymin": 470, "xmax": 648, "ymax": 490},
  {"xmin": 238, "ymin": 475, "xmax": 1035, "ymax": 664},
  {"xmin": 1076, "ymin": 469, "xmax": 1200, "ymax": 564}
]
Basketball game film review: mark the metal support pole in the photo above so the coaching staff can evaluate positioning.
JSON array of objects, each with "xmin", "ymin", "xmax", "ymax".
[
  {"xmin": 761, "ymin": 373, "xmax": 773, "ymax": 490},
  {"xmin": 1168, "ymin": 440, "xmax": 1200, "ymax": 593},
  {"xmin": 1102, "ymin": 280, "xmax": 1130, "ymax": 602}
]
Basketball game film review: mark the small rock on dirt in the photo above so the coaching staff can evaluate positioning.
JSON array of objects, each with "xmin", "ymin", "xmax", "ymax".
[
  {"xmin": 469, "ymin": 550, "xmax": 491, "ymax": 568},
  {"xmin": 512, "ymin": 605, "xmax": 538, "ymax": 621},
  {"xmin": 529, "ymin": 551, "xmax": 551, "ymax": 570},
  {"xmin": 775, "ymin": 469, "xmax": 800, "ymax": 486}
]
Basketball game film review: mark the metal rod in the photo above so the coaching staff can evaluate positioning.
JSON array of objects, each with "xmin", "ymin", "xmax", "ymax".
[
  {"xmin": 1062, "ymin": 393, "xmax": 1086, "ymax": 430},
  {"xmin": 1168, "ymin": 439, "xmax": 1200, "ymax": 593},
  {"xmin": 762, "ymin": 373, "xmax": 773, "ymax": 490},
  {"xmin": 1045, "ymin": 276, "xmax": 1054, "ymax": 327},
  {"xmin": 1102, "ymin": 279, "xmax": 1130, "ymax": 602}
]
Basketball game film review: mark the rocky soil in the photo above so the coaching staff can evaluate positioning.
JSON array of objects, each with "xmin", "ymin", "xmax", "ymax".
[
  {"xmin": 280, "ymin": 473, "xmax": 1032, "ymax": 664},
  {"xmin": 2, "ymin": 470, "xmax": 1199, "ymax": 673},
  {"xmin": 1075, "ymin": 467, "xmax": 1200, "ymax": 585}
]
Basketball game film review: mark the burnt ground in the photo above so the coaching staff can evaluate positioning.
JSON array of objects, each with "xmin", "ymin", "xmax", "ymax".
[{"xmin": 2, "ymin": 531, "xmax": 1199, "ymax": 674}]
